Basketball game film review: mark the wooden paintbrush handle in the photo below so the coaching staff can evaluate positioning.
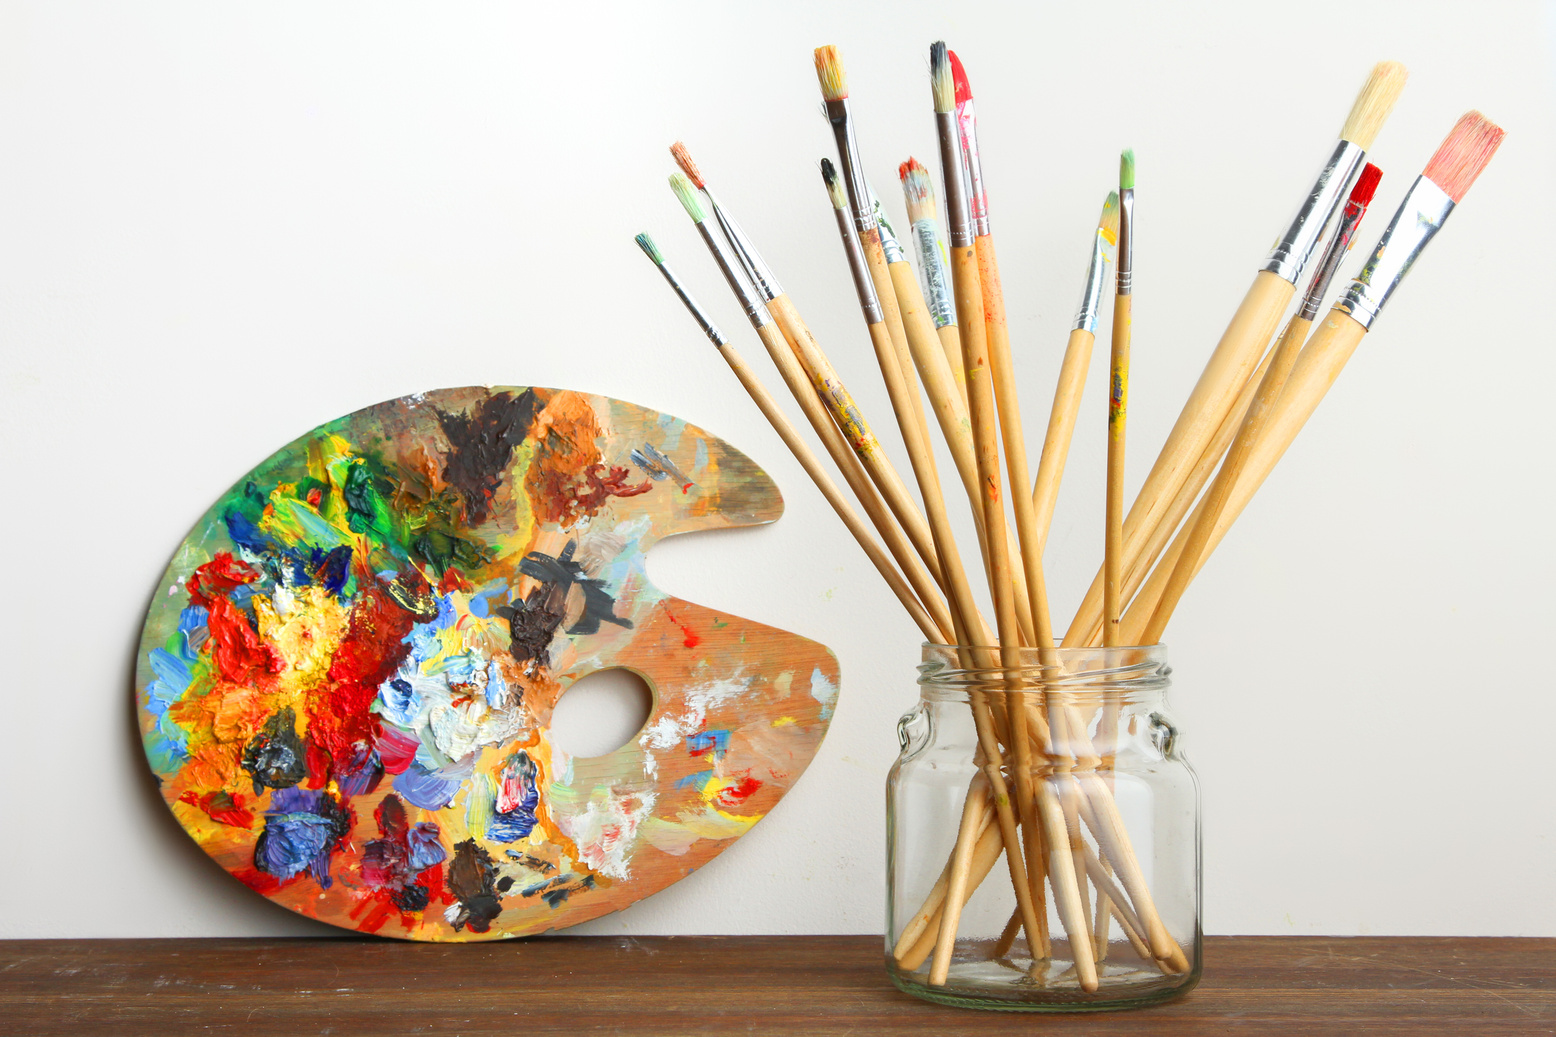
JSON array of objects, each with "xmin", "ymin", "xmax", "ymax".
[
  {"xmin": 1105, "ymin": 293, "xmax": 1132, "ymax": 646},
  {"xmin": 1032, "ymin": 327, "xmax": 1096, "ymax": 543}
]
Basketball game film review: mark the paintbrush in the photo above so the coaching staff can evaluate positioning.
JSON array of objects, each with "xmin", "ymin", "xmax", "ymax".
[
  {"xmin": 899, "ymin": 156, "xmax": 964, "ymax": 398},
  {"xmin": 634, "ymin": 231, "xmax": 947, "ymax": 642},
  {"xmin": 666, "ymin": 172, "xmax": 956, "ymax": 640},
  {"xmin": 928, "ymin": 37, "xmax": 1073, "ymax": 991},
  {"xmin": 820, "ymin": 159, "xmax": 985, "ymax": 651},
  {"xmin": 666, "ymin": 151, "xmax": 952, "ymax": 594},
  {"xmin": 1031, "ymin": 192, "xmax": 1119, "ymax": 542},
  {"xmin": 1105, "ymin": 151, "xmax": 1136, "ymax": 649},
  {"xmin": 1138, "ymin": 162, "xmax": 1383, "ymax": 644},
  {"xmin": 1063, "ymin": 61, "xmax": 1409, "ymax": 647},
  {"xmin": 1123, "ymin": 113, "xmax": 1503, "ymax": 637},
  {"xmin": 949, "ymin": 47, "xmax": 1057, "ymax": 652}
]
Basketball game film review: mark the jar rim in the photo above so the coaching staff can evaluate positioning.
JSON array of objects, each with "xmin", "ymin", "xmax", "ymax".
[{"xmin": 916, "ymin": 642, "xmax": 1171, "ymax": 699}]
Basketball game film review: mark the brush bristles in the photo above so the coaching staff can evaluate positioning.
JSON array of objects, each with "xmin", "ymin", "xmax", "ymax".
[
  {"xmin": 1098, "ymin": 191, "xmax": 1121, "ymax": 242},
  {"xmin": 930, "ymin": 42, "xmax": 954, "ymax": 114},
  {"xmin": 948, "ymin": 49, "xmax": 973, "ymax": 106},
  {"xmin": 1350, "ymin": 163, "xmax": 1383, "ymax": 207},
  {"xmin": 635, "ymin": 232, "xmax": 663, "ymax": 265},
  {"xmin": 1422, "ymin": 111, "xmax": 1505, "ymax": 203},
  {"xmin": 1119, "ymin": 149, "xmax": 1136, "ymax": 191},
  {"xmin": 900, "ymin": 158, "xmax": 935, "ymax": 223},
  {"xmin": 814, "ymin": 45, "xmax": 847, "ymax": 101},
  {"xmin": 669, "ymin": 173, "xmax": 705, "ymax": 223},
  {"xmin": 821, "ymin": 158, "xmax": 848, "ymax": 211},
  {"xmin": 1339, "ymin": 61, "xmax": 1409, "ymax": 150},
  {"xmin": 669, "ymin": 142, "xmax": 705, "ymax": 190}
]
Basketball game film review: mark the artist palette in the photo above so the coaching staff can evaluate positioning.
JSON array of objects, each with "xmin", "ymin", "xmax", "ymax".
[{"xmin": 135, "ymin": 386, "xmax": 838, "ymax": 940}]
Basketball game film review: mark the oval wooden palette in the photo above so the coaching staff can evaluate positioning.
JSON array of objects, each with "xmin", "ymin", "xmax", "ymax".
[{"xmin": 135, "ymin": 386, "xmax": 838, "ymax": 940}]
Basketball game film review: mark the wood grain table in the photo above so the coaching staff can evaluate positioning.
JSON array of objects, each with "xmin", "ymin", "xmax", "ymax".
[{"xmin": 3, "ymin": 935, "xmax": 1552, "ymax": 1035}]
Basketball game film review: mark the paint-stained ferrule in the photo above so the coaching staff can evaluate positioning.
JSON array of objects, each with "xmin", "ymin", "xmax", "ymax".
[
  {"xmin": 869, "ymin": 185, "xmax": 907, "ymax": 265},
  {"xmin": 1297, "ymin": 195, "xmax": 1368, "ymax": 322},
  {"xmin": 1263, "ymin": 139, "xmax": 1366, "ymax": 283},
  {"xmin": 825, "ymin": 99, "xmax": 877, "ymax": 234},
  {"xmin": 1115, "ymin": 188, "xmax": 1135, "ymax": 297},
  {"xmin": 935, "ymin": 112, "xmax": 974, "ymax": 248},
  {"xmin": 1072, "ymin": 226, "xmax": 1118, "ymax": 333},
  {"xmin": 1337, "ymin": 175, "xmax": 1454, "ymax": 331},
  {"xmin": 693, "ymin": 219, "xmax": 773, "ymax": 331},
  {"xmin": 954, "ymin": 99, "xmax": 990, "ymax": 237},
  {"xmin": 912, "ymin": 218, "xmax": 958, "ymax": 328},
  {"xmin": 650, "ymin": 257, "xmax": 729, "ymax": 346},
  {"xmin": 708, "ymin": 191, "xmax": 783, "ymax": 302},
  {"xmin": 833, "ymin": 206, "xmax": 885, "ymax": 325}
]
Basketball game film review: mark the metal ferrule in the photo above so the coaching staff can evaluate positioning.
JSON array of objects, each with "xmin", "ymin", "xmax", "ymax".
[
  {"xmin": 1336, "ymin": 175, "xmax": 1454, "ymax": 331},
  {"xmin": 707, "ymin": 190, "xmax": 783, "ymax": 301},
  {"xmin": 1263, "ymin": 138, "xmax": 1366, "ymax": 283},
  {"xmin": 694, "ymin": 219, "xmax": 772, "ymax": 331},
  {"xmin": 936, "ymin": 111, "xmax": 974, "ymax": 248},
  {"xmin": 833, "ymin": 206, "xmax": 883, "ymax": 325},
  {"xmin": 868, "ymin": 185, "xmax": 906, "ymax": 265},
  {"xmin": 955, "ymin": 100, "xmax": 990, "ymax": 237},
  {"xmin": 911, "ymin": 218, "xmax": 957, "ymax": 327},
  {"xmin": 1115, "ymin": 188, "xmax": 1134, "ymax": 297},
  {"xmin": 1296, "ymin": 197, "xmax": 1366, "ymax": 322},
  {"xmin": 653, "ymin": 259, "xmax": 728, "ymax": 346},
  {"xmin": 825, "ymin": 98, "xmax": 876, "ymax": 234},
  {"xmin": 1072, "ymin": 228, "xmax": 1117, "ymax": 333}
]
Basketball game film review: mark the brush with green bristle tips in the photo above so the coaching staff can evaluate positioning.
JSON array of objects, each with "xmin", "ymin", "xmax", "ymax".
[
  {"xmin": 632, "ymin": 229, "xmax": 947, "ymax": 645},
  {"xmin": 1119, "ymin": 149, "xmax": 1136, "ymax": 192},
  {"xmin": 668, "ymin": 172, "xmax": 706, "ymax": 224},
  {"xmin": 1105, "ymin": 149, "xmax": 1136, "ymax": 651}
]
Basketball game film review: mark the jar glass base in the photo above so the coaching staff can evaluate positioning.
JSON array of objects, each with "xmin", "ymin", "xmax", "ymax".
[{"xmin": 886, "ymin": 951, "xmax": 1201, "ymax": 1013}]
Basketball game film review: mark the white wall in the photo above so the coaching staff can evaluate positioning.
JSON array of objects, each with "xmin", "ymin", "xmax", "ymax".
[{"xmin": 2, "ymin": 0, "xmax": 1551, "ymax": 939}]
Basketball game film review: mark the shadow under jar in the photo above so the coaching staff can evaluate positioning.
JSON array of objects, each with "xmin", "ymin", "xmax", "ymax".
[{"xmin": 886, "ymin": 643, "xmax": 1200, "ymax": 1011}]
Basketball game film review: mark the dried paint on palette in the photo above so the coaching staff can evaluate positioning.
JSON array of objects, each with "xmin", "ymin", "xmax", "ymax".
[{"xmin": 136, "ymin": 386, "xmax": 838, "ymax": 941}]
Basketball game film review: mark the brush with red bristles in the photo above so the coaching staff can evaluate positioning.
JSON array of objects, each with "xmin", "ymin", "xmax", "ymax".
[
  {"xmin": 1123, "ymin": 113, "xmax": 1504, "ymax": 640},
  {"xmin": 1138, "ymin": 162, "xmax": 1384, "ymax": 645}
]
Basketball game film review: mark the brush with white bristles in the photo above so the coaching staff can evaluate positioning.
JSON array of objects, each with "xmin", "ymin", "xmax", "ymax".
[{"xmin": 1063, "ymin": 60, "xmax": 1410, "ymax": 649}]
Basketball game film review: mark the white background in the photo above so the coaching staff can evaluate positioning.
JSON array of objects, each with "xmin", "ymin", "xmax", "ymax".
[{"xmin": 2, "ymin": 0, "xmax": 1552, "ymax": 939}]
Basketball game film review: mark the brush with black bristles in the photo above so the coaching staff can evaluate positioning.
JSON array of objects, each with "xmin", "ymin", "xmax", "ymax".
[
  {"xmin": 819, "ymin": 157, "xmax": 984, "ymax": 670},
  {"xmin": 1123, "ymin": 112, "xmax": 1503, "ymax": 640},
  {"xmin": 634, "ymin": 231, "xmax": 948, "ymax": 643},
  {"xmin": 1064, "ymin": 61, "xmax": 1409, "ymax": 649}
]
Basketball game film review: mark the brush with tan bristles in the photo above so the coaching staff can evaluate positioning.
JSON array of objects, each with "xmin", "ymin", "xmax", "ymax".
[
  {"xmin": 900, "ymin": 156, "xmax": 965, "ymax": 400},
  {"xmin": 1064, "ymin": 60, "xmax": 1409, "ymax": 648},
  {"xmin": 1122, "ymin": 111, "xmax": 1504, "ymax": 643}
]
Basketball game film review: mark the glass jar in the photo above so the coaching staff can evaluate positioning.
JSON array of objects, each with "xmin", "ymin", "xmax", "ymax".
[{"xmin": 886, "ymin": 643, "xmax": 1200, "ymax": 1011}]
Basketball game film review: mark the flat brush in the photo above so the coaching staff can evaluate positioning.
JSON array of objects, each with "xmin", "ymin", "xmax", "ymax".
[
  {"xmin": 1031, "ymin": 192, "xmax": 1119, "ymax": 542},
  {"xmin": 670, "ymin": 141, "xmax": 782, "ymax": 302},
  {"xmin": 1124, "ymin": 113, "xmax": 1503, "ymax": 636},
  {"xmin": 633, "ymin": 231, "xmax": 945, "ymax": 642},
  {"xmin": 666, "ymin": 172, "xmax": 955, "ymax": 639},
  {"xmin": 1137, "ymin": 162, "xmax": 1383, "ymax": 644},
  {"xmin": 1104, "ymin": 150, "xmax": 1136, "ymax": 649},
  {"xmin": 1064, "ymin": 60, "xmax": 1409, "ymax": 647},
  {"xmin": 899, "ymin": 156, "xmax": 963, "ymax": 394}
]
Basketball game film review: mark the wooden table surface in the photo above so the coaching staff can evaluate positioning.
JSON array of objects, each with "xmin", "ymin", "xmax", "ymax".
[{"xmin": 3, "ymin": 935, "xmax": 1552, "ymax": 1035}]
